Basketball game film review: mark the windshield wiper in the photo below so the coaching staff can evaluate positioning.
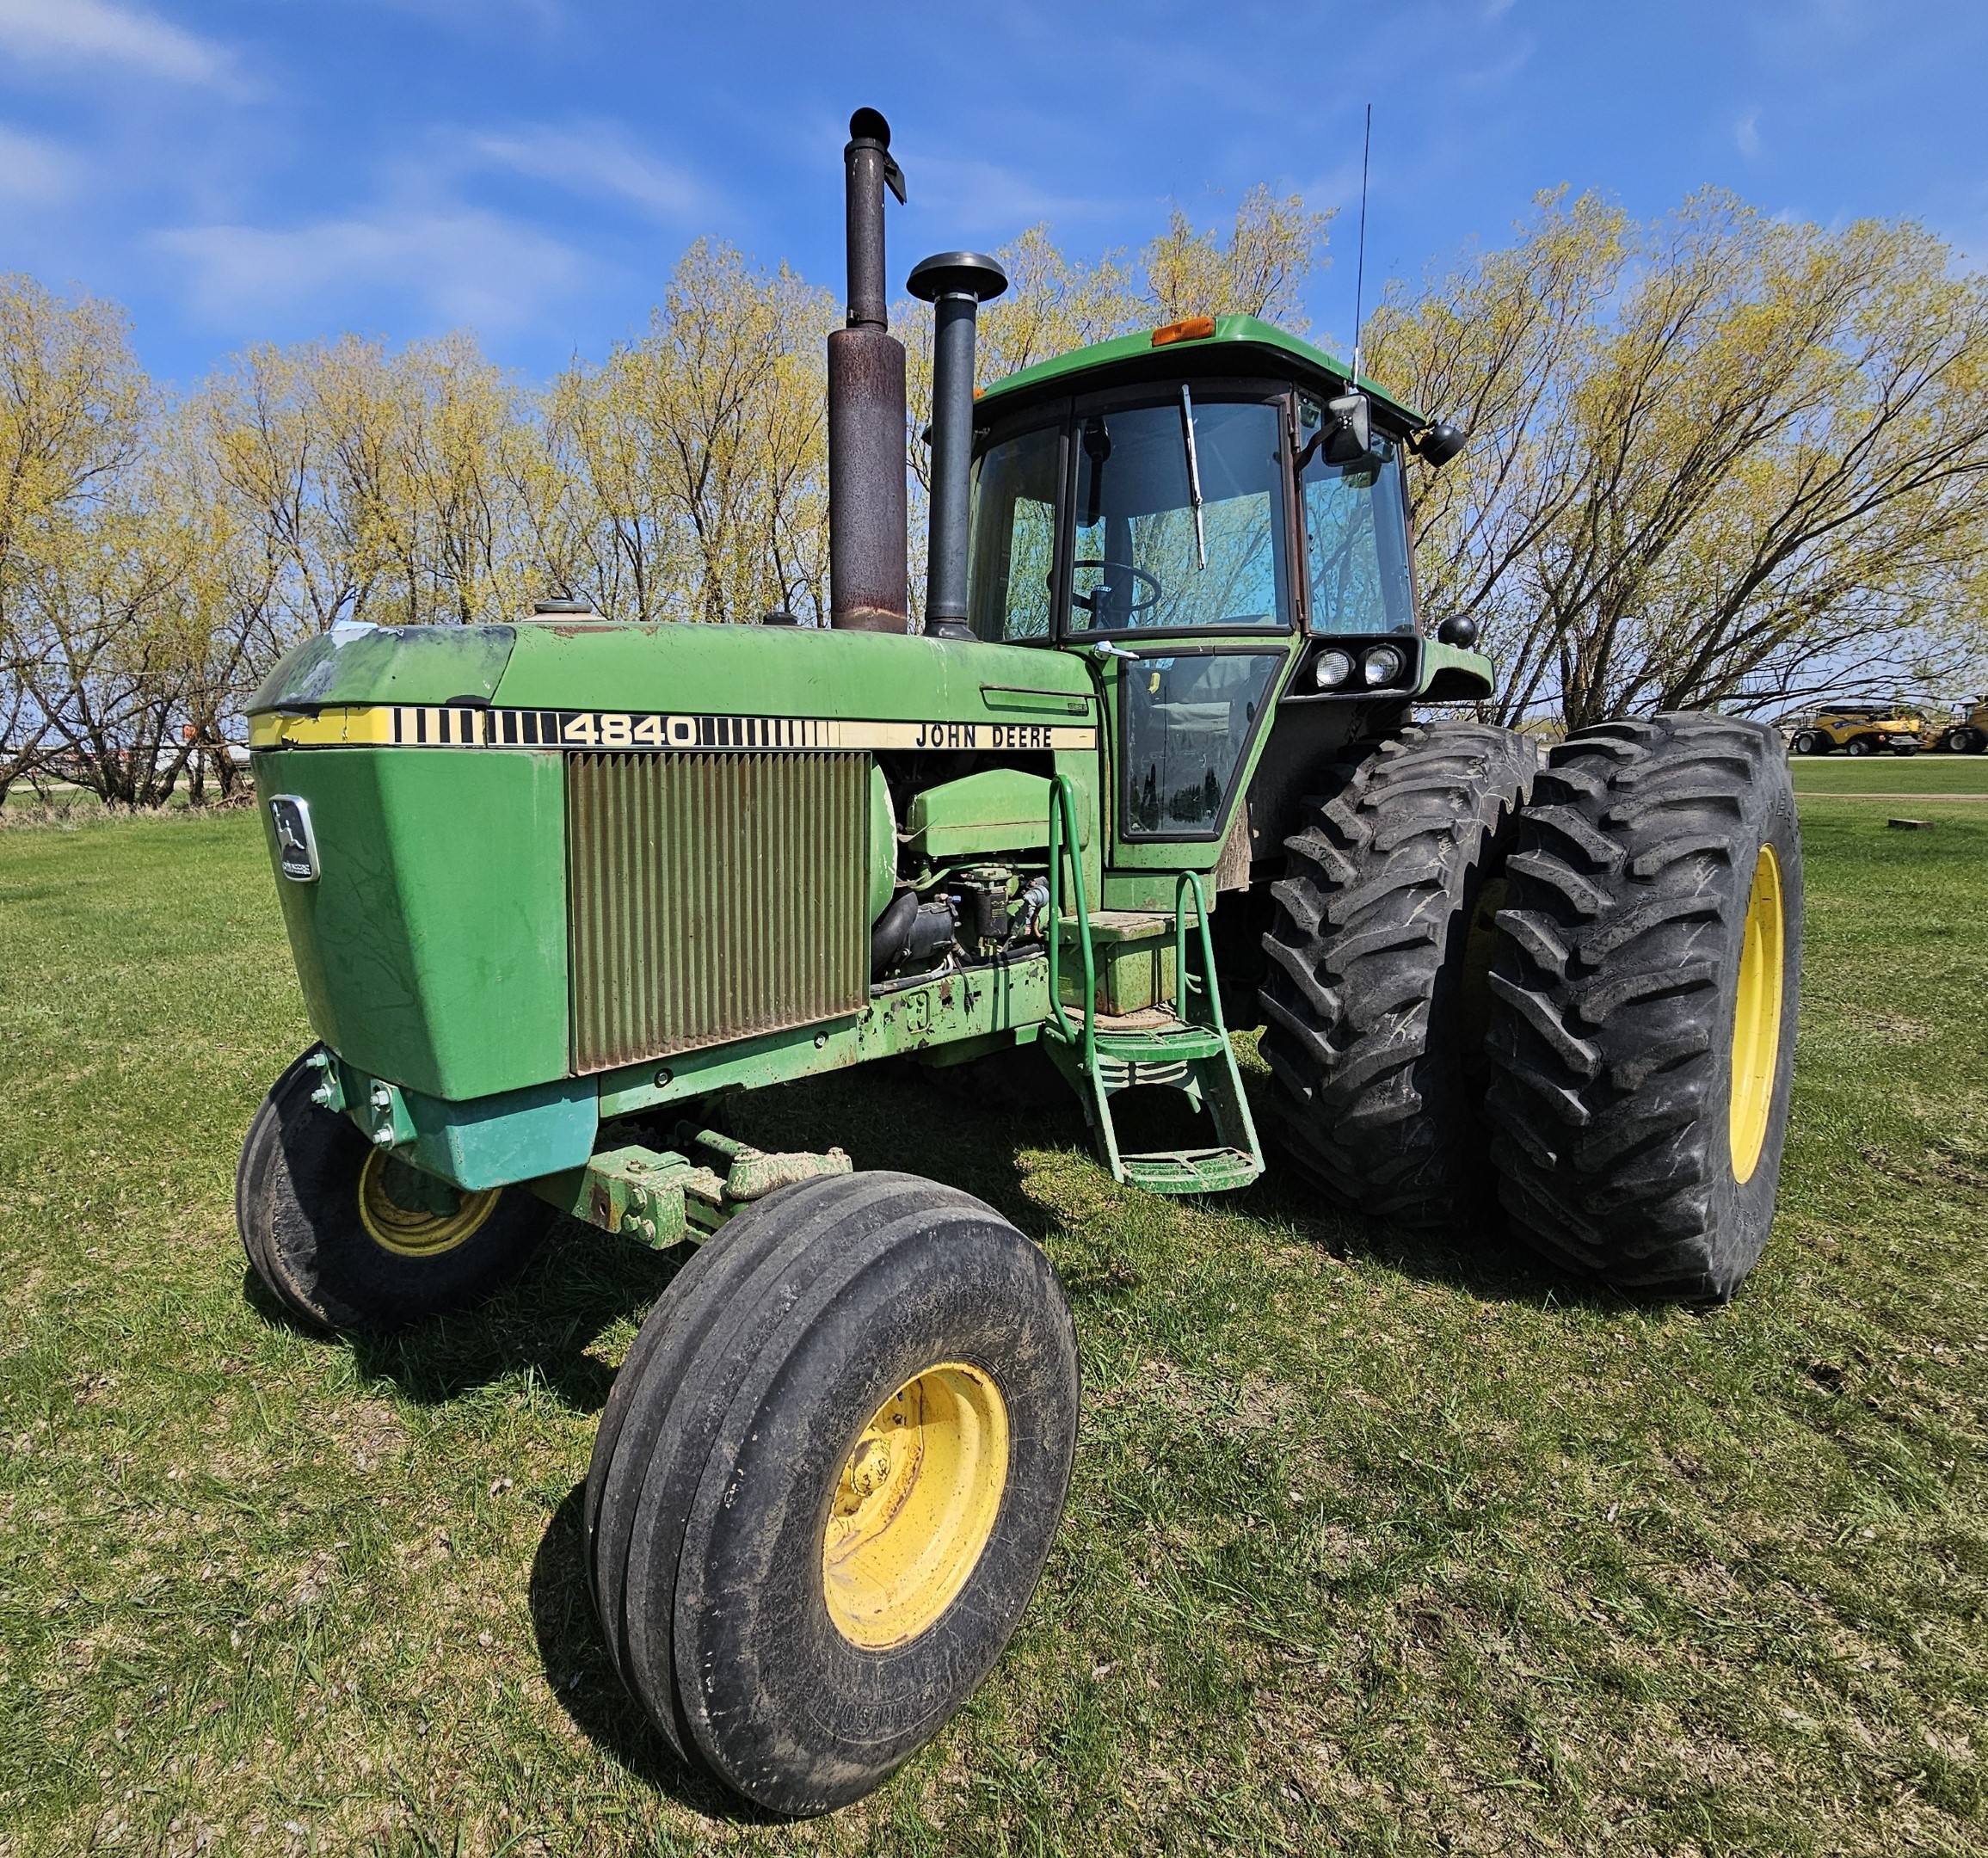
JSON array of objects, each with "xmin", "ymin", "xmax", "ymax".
[{"xmin": 1179, "ymin": 384, "xmax": 1208, "ymax": 569}]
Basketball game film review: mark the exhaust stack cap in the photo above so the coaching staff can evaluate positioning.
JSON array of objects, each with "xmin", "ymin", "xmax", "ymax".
[
  {"xmin": 909, "ymin": 251, "xmax": 1008, "ymax": 643},
  {"xmin": 906, "ymin": 251, "xmax": 1008, "ymax": 306}
]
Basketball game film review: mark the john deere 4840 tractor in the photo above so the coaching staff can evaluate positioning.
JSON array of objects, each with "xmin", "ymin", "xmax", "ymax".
[{"xmin": 237, "ymin": 112, "xmax": 1802, "ymax": 1814}]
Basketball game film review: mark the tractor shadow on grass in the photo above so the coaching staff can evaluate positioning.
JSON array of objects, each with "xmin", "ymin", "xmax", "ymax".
[
  {"xmin": 240, "ymin": 1218, "xmax": 694, "ymax": 1412},
  {"xmin": 734, "ymin": 1054, "xmax": 1648, "ymax": 1314},
  {"xmin": 1226, "ymin": 1069, "xmax": 1659, "ymax": 1315},
  {"xmin": 526, "ymin": 1481, "xmax": 786, "ymax": 1824}
]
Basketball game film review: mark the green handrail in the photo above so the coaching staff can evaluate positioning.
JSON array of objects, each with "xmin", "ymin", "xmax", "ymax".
[
  {"xmin": 1044, "ymin": 772, "xmax": 1097, "ymax": 1074},
  {"xmin": 1173, "ymin": 868, "xmax": 1226, "ymax": 1035}
]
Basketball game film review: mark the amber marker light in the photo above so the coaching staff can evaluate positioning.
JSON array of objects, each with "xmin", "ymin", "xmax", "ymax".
[{"xmin": 1151, "ymin": 316, "xmax": 1217, "ymax": 347}]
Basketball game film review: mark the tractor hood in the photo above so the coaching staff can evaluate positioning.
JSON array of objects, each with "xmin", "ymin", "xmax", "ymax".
[
  {"xmin": 249, "ymin": 621, "xmax": 519, "ymax": 711},
  {"xmin": 248, "ymin": 618, "xmax": 1098, "ymax": 741}
]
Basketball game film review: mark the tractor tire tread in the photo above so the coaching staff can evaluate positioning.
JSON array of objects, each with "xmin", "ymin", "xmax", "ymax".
[
  {"xmin": 1483, "ymin": 711, "xmax": 1801, "ymax": 1301},
  {"xmin": 1259, "ymin": 720, "xmax": 1538, "ymax": 1231}
]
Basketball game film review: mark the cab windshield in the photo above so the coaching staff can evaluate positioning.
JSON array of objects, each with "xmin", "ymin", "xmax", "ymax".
[{"xmin": 1068, "ymin": 399, "xmax": 1288, "ymax": 635}]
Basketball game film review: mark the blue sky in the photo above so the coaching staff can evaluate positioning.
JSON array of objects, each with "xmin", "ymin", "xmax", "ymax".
[{"xmin": 1, "ymin": 0, "xmax": 1984, "ymax": 389}]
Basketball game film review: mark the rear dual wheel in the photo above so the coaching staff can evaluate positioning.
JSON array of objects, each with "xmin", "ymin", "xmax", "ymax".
[
  {"xmin": 586, "ymin": 1171, "xmax": 1079, "ymax": 1816},
  {"xmin": 1258, "ymin": 711, "xmax": 1801, "ymax": 1304},
  {"xmin": 1483, "ymin": 714, "xmax": 1801, "ymax": 1301},
  {"xmin": 1259, "ymin": 721, "xmax": 1538, "ymax": 1229}
]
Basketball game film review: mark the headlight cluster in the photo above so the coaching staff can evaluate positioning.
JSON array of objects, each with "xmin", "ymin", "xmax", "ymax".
[{"xmin": 1314, "ymin": 643, "xmax": 1410, "ymax": 691}]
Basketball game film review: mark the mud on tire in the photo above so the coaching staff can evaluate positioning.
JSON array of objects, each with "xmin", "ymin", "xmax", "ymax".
[
  {"xmin": 1258, "ymin": 721, "xmax": 1539, "ymax": 1230},
  {"xmin": 1483, "ymin": 713, "xmax": 1802, "ymax": 1301}
]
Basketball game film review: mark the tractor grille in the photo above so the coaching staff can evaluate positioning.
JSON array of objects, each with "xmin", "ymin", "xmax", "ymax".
[{"xmin": 566, "ymin": 751, "xmax": 870, "ymax": 1074}]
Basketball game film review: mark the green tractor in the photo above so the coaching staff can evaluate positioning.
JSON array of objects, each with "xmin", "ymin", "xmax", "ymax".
[{"xmin": 237, "ymin": 111, "xmax": 1803, "ymax": 1814}]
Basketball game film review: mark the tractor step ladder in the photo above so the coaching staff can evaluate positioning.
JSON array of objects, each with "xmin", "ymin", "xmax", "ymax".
[{"xmin": 1041, "ymin": 776, "xmax": 1264, "ymax": 1196}]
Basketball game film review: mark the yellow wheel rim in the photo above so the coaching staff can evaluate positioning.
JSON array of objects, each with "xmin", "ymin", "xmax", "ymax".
[
  {"xmin": 357, "ymin": 1149, "xmax": 500, "ymax": 1258},
  {"xmin": 822, "ymin": 1363, "xmax": 1009, "ymax": 1650},
  {"xmin": 1728, "ymin": 843, "xmax": 1786, "ymax": 1184}
]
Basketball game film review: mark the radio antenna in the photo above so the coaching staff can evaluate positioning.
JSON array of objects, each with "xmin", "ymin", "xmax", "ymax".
[{"xmin": 1348, "ymin": 102, "xmax": 1372, "ymax": 389}]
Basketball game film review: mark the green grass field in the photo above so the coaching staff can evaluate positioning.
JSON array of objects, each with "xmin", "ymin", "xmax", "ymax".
[
  {"xmin": 1786, "ymin": 754, "xmax": 1988, "ymax": 797},
  {"xmin": 3, "ymin": 789, "xmax": 1985, "ymax": 1856}
]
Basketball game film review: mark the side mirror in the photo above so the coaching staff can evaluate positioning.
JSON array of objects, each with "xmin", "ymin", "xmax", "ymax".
[
  {"xmin": 1324, "ymin": 390, "xmax": 1373, "ymax": 466},
  {"xmin": 1413, "ymin": 422, "xmax": 1468, "ymax": 469},
  {"xmin": 1436, "ymin": 614, "xmax": 1478, "ymax": 649}
]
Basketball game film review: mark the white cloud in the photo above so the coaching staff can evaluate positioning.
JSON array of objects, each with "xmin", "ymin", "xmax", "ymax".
[
  {"xmin": 1735, "ymin": 108, "xmax": 1763, "ymax": 157},
  {"xmin": 152, "ymin": 208, "xmax": 587, "ymax": 330},
  {"xmin": 0, "ymin": 0, "xmax": 231, "ymax": 84},
  {"xmin": 0, "ymin": 123, "xmax": 81, "ymax": 203},
  {"xmin": 911, "ymin": 154, "xmax": 1122, "ymax": 235},
  {"xmin": 466, "ymin": 124, "xmax": 705, "ymax": 219}
]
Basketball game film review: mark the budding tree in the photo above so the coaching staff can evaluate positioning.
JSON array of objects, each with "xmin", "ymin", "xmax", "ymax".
[{"xmin": 1369, "ymin": 190, "xmax": 1988, "ymax": 728}]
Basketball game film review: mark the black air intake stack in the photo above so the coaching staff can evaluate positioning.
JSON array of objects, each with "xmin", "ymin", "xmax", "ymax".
[
  {"xmin": 828, "ymin": 109, "xmax": 909, "ymax": 633},
  {"xmin": 908, "ymin": 250, "xmax": 1007, "ymax": 643}
]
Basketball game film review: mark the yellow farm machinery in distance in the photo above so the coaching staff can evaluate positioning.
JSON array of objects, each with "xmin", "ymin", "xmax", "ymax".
[{"xmin": 1786, "ymin": 704, "xmax": 1926, "ymax": 757}]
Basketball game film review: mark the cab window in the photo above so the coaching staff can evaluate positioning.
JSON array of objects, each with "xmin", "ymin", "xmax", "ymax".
[
  {"xmin": 967, "ymin": 423, "xmax": 1061, "ymax": 643},
  {"xmin": 1068, "ymin": 399, "xmax": 1289, "ymax": 636},
  {"xmin": 1301, "ymin": 423, "xmax": 1414, "ymax": 636},
  {"xmin": 1120, "ymin": 650, "xmax": 1283, "ymax": 838}
]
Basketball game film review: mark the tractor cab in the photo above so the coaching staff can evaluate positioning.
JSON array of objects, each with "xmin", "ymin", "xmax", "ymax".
[{"xmin": 963, "ymin": 314, "xmax": 1490, "ymax": 875}]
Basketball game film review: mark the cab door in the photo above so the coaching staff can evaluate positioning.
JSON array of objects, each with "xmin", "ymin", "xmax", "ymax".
[{"xmin": 1057, "ymin": 382, "xmax": 1300, "ymax": 872}]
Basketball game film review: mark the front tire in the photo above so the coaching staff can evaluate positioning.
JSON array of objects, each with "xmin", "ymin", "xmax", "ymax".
[
  {"xmin": 236, "ymin": 1049, "xmax": 553, "ymax": 1332},
  {"xmin": 1845, "ymin": 735, "xmax": 1875, "ymax": 756},
  {"xmin": 1259, "ymin": 721, "xmax": 1538, "ymax": 1230},
  {"xmin": 1790, "ymin": 730, "xmax": 1821, "ymax": 756},
  {"xmin": 586, "ymin": 1171, "xmax": 1079, "ymax": 1816},
  {"xmin": 1483, "ymin": 715, "xmax": 1801, "ymax": 1301}
]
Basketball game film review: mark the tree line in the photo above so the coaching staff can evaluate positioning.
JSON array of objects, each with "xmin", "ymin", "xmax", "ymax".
[{"xmin": 2, "ymin": 183, "xmax": 1984, "ymax": 807}]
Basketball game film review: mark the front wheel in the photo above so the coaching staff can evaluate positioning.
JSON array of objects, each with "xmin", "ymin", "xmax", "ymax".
[
  {"xmin": 1789, "ymin": 730, "xmax": 1822, "ymax": 756},
  {"xmin": 586, "ymin": 1171, "xmax": 1079, "ymax": 1816},
  {"xmin": 236, "ymin": 1049, "xmax": 553, "ymax": 1332},
  {"xmin": 1484, "ymin": 714, "xmax": 1801, "ymax": 1301},
  {"xmin": 1845, "ymin": 735, "xmax": 1875, "ymax": 756}
]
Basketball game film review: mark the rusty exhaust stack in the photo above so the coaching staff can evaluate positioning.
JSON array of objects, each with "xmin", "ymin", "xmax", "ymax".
[{"xmin": 828, "ymin": 108, "xmax": 908, "ymax": 632}]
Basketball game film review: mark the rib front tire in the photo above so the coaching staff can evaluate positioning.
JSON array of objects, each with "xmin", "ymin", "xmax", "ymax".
[
  {"xmin": 586, "ymin": 1171, "xmax": 1080, "ymax": 1816},
  {"xmin": 1483, "ymin": 714, "xmax": 1802, "ymax": 1301}
]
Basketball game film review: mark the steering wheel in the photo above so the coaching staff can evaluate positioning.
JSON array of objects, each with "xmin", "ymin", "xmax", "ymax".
[{"xmin": 1071, "ymin": 559, "xmax": 1162, "ymax": 623}]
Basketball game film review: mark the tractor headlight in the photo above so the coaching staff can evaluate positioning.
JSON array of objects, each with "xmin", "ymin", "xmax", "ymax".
[
  {"xmin": 1361, "ymin": 644, "xmax": 1406, "ymax": 687},
  {"xmin": 1314, "ymin": 649, "xmax": 1355, "ymax": 689}
]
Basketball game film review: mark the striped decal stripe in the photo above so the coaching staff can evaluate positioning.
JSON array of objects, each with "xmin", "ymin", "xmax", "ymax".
[{"xmin": 249, "ymin": 704, "xmax": 1096, "ymax": 754}]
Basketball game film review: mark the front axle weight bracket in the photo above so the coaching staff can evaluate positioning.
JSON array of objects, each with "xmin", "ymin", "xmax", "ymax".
[{"xmin": 534, "ymin": 1131, "xmax": 852, "ymax": 1249}]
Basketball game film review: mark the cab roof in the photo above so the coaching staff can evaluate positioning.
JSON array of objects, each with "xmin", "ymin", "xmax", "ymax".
[{"xmin": 976, "ymin": 312, "xmax": 1425, "ymax": 428}]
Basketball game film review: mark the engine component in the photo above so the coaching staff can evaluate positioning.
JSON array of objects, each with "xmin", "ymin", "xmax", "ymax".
[
  {"xmin": 871, "ymin": 889, "xmax": 958, "ymax": 975},
  {"xmin": 902, "ymin": 898, "xmax": 959, "ymax": 966},
  {"xmin": 1014, "ymin": 877, "xmax": 1050, "ymax": 938},
  {"xmin": 953, "ymin": 869, "xmax": 1015, "ymax": 944}
]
